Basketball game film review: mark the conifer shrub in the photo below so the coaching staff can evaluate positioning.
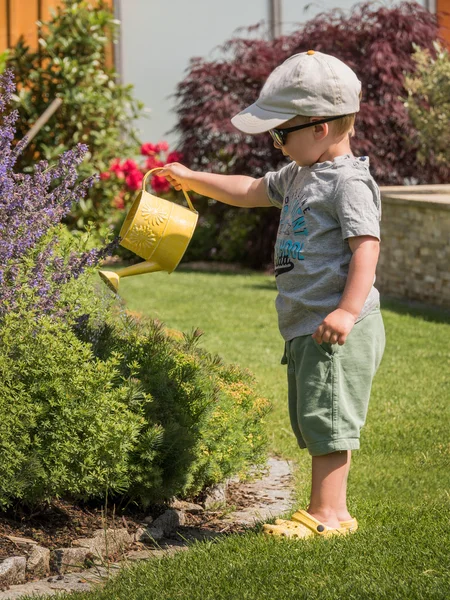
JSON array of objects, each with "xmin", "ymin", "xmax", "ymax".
[{"xmin": 77, "ymin": 312, "xmax": 271, "ymax": 506}]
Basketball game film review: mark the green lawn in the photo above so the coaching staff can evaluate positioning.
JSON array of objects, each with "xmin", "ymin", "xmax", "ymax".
[{"xmin": 30, "ymin": 267, "xmax": 450, "ymax": 599}]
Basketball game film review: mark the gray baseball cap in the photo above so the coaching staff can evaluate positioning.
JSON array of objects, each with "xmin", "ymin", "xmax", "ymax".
[{"xmin": 231, "ymin": 50, "xmax": 361, "ymax": 134}]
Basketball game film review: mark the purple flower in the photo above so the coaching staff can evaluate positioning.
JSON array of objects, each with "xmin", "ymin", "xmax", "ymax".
[{"xmin": 0, "ymin": 70, "xmax": 119, "ymax": 320}]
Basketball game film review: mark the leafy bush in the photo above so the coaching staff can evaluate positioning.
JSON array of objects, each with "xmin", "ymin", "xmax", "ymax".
[
  {"xmin": 77, "ymin": 312, "xmax": 271, "ymax": 505},
  {"xmin": 7, "ymin": 0, "xmax": 144, "ymax": 233},
  {"xmin": 0, "ymin": 310, "xmax": 146, "ymax": 508},
  {"xmin": 174, "ymin": 1, "xmax": 448, "ymax": 268},
  {"xmin": 0, "ymin": 67, "xmax": 270, "ymax": 508},
  {"xmin": 404, "ymin": 43, "xmax": 450, "ymax": 167}
]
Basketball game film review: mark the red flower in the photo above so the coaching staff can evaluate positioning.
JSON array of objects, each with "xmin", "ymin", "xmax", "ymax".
[
  {"xmin": 125, "ymin": 170, "xmax": 144, "ymax": 191},
  {"xmin": 145, "ymin": 156, "xmax": 164, "ymax": 171},
  {"xmin": 156, "ymin": 141, "xmax": 169, "ymax": 153},
  {"xmin": 141, "ymin": 143, "xmax": 159, "ymax": 156},
  {"xmin": 151, "ymin": 174, "xmax": 171, "ymax": 194},
  {"xmin": 100, "ymin": 171, "xmax": 111, "ymax": 180},
  {"xmin": 121, "ymin": 159, "xmax": 140, "ymax": 175},
  {"xmin": 110, "ymin": 159, "xmax": 125, "ymax": 179},
  {"xmin": 166, "ymin": 151, "xmax": 183, "ymax": 164}
]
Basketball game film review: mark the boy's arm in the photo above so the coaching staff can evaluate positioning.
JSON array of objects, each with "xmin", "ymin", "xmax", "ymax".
[
  {"xmin": 312, "ymin": 236, "xmax": 380, "ymax": 345},
  {"xmin": 159, "ymin": 163, "xmax": 272, "ymax": 208}
]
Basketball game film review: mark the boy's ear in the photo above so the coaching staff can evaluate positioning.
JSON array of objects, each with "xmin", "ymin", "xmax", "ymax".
[{"xmin": 313, "ymin": 122, "xmax": 329, "ymax": 139}]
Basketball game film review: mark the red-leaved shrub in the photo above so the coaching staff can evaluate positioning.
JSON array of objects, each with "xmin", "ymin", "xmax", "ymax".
[{"xmin": 173, "ymin": 2, "xmax": 448, "ymax": 268}]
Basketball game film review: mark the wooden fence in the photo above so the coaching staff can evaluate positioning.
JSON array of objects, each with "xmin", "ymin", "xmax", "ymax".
[
  {"xmin": 437, "ymin": 0, "xmax": 450, "ymax": 48},
  {"xmin": 0, "ymin": 0, "xmax": 114, "ymax": 53}
]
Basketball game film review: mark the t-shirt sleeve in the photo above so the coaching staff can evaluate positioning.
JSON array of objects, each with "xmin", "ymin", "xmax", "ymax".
[
  {"xmin": 263, "ymin": 170, "xmax": 284, "ymax": 209},
  {"xmin": 335, "ymin": 178, "xmax": 381, "ymax": 240},
  {"xmin": 263, "ymin": 162, "xmax": 298, "ymax": 209}
]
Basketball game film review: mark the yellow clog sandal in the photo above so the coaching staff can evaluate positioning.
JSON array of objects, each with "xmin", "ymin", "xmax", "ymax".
[
  {"xmin": 263, "ymin": 510, "xmax": 348, "ymax": 539},
  {"xmin": 275, "ymin": 515, "xmax": 358, "ymax": 533},
  {"xmin": 338, "ymin": 517, "xmax": 358, "ymax": 533}
]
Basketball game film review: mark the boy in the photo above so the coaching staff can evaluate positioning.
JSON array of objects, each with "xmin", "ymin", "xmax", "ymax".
[{"xmin": 160, "ymin": 50, "xmax": 385, "ymax": 539}]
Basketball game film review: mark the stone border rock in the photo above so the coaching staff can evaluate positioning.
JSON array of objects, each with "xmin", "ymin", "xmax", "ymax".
[{"xmin": 0, "ymin": 457, "xmax": 294, "ymax": 599}]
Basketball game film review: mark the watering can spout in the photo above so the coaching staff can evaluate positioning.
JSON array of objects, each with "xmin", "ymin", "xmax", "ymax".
[
  {"xmin": 98, "ymin": 261, "xmax": 162, "ymax": 293},
  {"xmin": 98, "ymin": 167, "xmax": 198, "ymax": 292}
]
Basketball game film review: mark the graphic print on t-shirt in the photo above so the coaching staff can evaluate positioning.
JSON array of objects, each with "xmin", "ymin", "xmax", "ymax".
[{"xmin": 274, "ymin": 194, "xmax": 309, "ymax": 278}]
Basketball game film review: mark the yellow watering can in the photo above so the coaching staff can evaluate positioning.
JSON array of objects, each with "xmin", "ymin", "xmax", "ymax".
[{"xmin": 98, "ymin": 167, "xmax": 198, "ymax": 292}]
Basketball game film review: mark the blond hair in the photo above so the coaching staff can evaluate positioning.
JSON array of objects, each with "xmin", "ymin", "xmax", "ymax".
[{"xmin": 330, "ymin": 114, "xmax": 357, "ymax": 137}]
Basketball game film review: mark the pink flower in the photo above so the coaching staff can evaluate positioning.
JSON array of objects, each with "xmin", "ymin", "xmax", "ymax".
[
  {"xmin": 113, "ymin": 194, "xmax": 125, "ymax": 210},
  {"xmin": 125, "ymin": 170, "xmax": 144, "ymax": 191},
  {"xmin": 100, "ymin": 171, "xmax": 111, "ymax": 180},
  {"xmin": 156, "ymin": 141, "xmax": 169, "ymax": 153},
  {"xmin": 165, "ymin": 151, "xmax": 183, "ymax": 164},
  {"xmin": 141, "ymin": 143, "xmax": 159, "ymax": 156},
  {"xmin": 151, "ymin": 174, "xmax": 170, "ymax": 194},
  {"xmin": 145, "ymin": 156, "xmax": 164, "ymax": 171}
]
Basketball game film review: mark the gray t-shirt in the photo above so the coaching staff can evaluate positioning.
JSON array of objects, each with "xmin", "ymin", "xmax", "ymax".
[{"xmin": 264, "ymin": 153, "xmax": 381, "ymax": 341}]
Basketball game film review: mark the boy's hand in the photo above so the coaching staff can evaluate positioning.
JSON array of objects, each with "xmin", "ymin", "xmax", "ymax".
[
  {"xmin": 312, "ymin": 308, "xmax": 357, "ymax": 345},
  {"xmin": 159, "ymin": 163, "xmax": 193, "ymax": 192}
]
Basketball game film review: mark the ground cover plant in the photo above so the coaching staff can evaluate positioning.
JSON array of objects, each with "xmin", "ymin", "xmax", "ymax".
[{"xmin": 37, "ymin": 268, "xmax": 450, "ymax": 600}]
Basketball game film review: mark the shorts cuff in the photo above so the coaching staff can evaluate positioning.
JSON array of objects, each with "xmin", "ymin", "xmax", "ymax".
[{"xmin": 306, "ymin": 438, "xmax": 360, "ymax": 456}]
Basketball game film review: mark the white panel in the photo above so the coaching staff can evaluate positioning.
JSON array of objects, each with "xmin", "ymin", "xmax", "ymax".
[{"xmin": 120, "ymin": 0, "xmax": 267, "ymax": 147}]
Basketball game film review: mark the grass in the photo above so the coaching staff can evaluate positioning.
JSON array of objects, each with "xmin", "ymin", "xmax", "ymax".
[{"xmin": 27, "ymin": 267, "xmax": 450, "ymax": 599}]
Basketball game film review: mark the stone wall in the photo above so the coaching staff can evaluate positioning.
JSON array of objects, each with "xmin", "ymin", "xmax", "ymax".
[{"xmin": 377, "ymin": 185, "xmax": 450, "ymax": 309}]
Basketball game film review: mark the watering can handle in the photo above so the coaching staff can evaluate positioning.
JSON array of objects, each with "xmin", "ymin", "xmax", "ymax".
[{"xmin": 142, "ymin": 168, "xmax": 197, "ymax": 213}]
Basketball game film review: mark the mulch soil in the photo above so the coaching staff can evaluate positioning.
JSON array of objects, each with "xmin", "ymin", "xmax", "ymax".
[
  {"xmin": 0, "ymin": 483, "xmax": 257, "ymax": 580},
  {"xmin": 0, "ymin": 499, "xmax": 148, "ymax": 561}
]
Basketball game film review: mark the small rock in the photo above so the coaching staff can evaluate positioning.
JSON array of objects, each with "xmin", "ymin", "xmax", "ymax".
[
  {"xmin": 26, "ymin": 545, "xmax": 50, "ymax": 578},
  {"xmin": 72, "ymin": 528, "xmax": 132, "ymax": 558},
  {"xmin": 203, "ymin": 483, "xmax": 227, "ymax": 509},
  {"xmin": 51, "ymin": 547, "xmax": 90, "ymax": 575},
  {"xmin": 152, "ymin": 509, "xmax": 185, "ymax": 536},
  {"xmin": 5, "ymin": 536, "xmax": 38, "ymax": 548},
  {"xmin": 0, "ymin": 556, "xmax": 26, "ymax": 588},
  {"xmin": 140, "ymin": 527, "xmax": 164, "ymax": 543},
  {"xmin": 134, "ymin": 528, "xmax": 147, "ymax": 543},
  {"xmin": 169, "ymin": 499, "xmax": 204, "ymax": 514},
  {"xmin": 142, "ymin": 515, "xmax": 154, "ymax": 524}
]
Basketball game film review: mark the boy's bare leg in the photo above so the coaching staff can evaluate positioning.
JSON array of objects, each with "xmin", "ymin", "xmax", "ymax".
[
  {"xmin": 336, "ymin": 450, "xmax": 352, "ymax": 522},
  {"xmin": 307, "ymin": 450, "xmax": 352, "ymax": 528}
]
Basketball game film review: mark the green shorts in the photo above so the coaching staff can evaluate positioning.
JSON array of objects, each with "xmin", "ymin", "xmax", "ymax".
[{"xmin": 282, "ymin": 306, "xmax": 385, "ymax": 456}]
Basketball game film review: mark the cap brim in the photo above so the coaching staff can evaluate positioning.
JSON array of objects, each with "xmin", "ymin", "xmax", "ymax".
[{"xmin": 231, "ymin": 102, "xmax": 296, "ymax": 134}]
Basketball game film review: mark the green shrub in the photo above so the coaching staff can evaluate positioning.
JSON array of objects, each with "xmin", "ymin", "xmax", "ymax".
[
  {"xmin": 404, "ymin": 43, "xmax": 450, "ymax": 167},
  {"xmin": 0, "ymin": 310, "xmax": 147, "ymax": 508},
  {"xmin": 7, "ymin": 0, "xmax": 144, "ymax": 233},
  {"xmin": 80, "ymin": 311, "xmax": 271, "ymax": 505}
]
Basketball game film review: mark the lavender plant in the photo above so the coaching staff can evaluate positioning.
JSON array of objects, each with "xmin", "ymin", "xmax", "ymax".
[{"xmin": 0, "ymin": 69, "xmax": 117, "ymax": 320}]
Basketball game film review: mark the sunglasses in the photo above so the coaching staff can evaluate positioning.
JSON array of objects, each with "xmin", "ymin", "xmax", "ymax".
[{"xmin": 269, "ymin": 115, "xmax": 347, "ymax": 146}]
